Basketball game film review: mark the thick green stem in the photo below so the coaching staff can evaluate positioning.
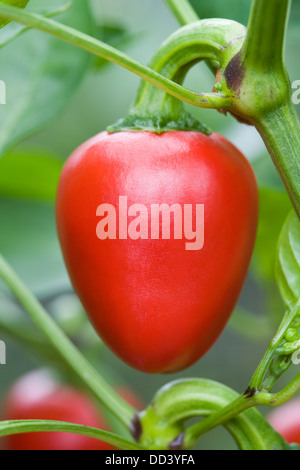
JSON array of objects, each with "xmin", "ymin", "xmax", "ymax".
[
  {"xmin": 109, "ymin": 19, "xmax": 246, "ymax": 132},
  {"xmin": 163, "ymin": 0, "xmax": 219, "ymax": 75},
  {"xmin": 242, "ymin": 0, "xmax": 291, "ymax": 70},
  {"xmin": 0, "ymin": 420, "xmax": 144, "ymax": 450},
  {"xmin": 255, "ymin": 103, "xmax": 300, "ymax": 220},
  {"xmin": 163, "ymin": 0, "xmax": 199, "ymax": 26},
  {"xmin": 219, "ymin": 0, "xmax": 300, "ymax": 220},
  {"xmin": 0, "ymin": 255, "xmax": 135, "ymax": 430}
]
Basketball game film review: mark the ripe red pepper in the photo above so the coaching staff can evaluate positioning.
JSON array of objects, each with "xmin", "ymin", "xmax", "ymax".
[
  {"xmin": 56, "ymin": 130, "xmax": 258, "ymax": 373},
  {"xmin": 1, "ymin": 370, "xmax": 141, "ymax": 450},
  {"xmin": 267, "ymin": 399, "xmax": 300, "ymax": 444}
]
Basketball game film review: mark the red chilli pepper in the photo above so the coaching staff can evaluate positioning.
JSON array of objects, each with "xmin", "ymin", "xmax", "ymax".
[{"xmin": 56, "ymin": 130, "xmax": 258, "ymax": 373}]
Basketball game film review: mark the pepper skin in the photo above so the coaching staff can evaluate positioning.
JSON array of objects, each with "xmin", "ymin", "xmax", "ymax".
[{"xmin": 56, "ymin": 130, "xmax": 258, "ymax": 374}]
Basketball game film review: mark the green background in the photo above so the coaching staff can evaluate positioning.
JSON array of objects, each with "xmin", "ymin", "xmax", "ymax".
[{"xmin": 0, "ymin": 0, "xmax": 299, "ymax": 450}]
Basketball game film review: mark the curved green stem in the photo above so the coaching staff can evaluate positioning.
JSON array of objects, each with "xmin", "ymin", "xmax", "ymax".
[
  {"xmin": 0, "ymin": 255, "xmax": 135, "ymax": 430},
  {"xmin": 269, "ymin": 372, "xmax": 300, "ymax": 406},
  {"xmin": 183, "ymin": 394, "xmax": 255, "ymax": 449},
  {"xmin": 0, "ymin": 3, "xmax": 298, "ymax": 215},
  {"xmin": 182, "ymin": 383, "xmax": 300, "ymax": 449},
  {"xmin": 183, "ymin": 388, "xmax": 288, "ymax": 450},
  {"xmin": 163, "ymin": 0, "xmax": 218, "ymax": 75},
  {"xmin": 0, "ymin": 3, "xmax": 226, "ymax": 110},
  {"xmin": 0, "ymin": 1, "xmax": 73, "ymax": 49},
  {"xmin": 138, "ymin": 379, "xmax": 287, "ymax": 450},
  {"xmin": 0, "ymin": 420, "xmax": 144, "ymax": 450},
  {"xmin": 109, "ymin": 19, "xmax": 246, "ymax": 133}
]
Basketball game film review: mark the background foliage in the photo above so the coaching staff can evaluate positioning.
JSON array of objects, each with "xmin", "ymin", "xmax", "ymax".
[{"xmin": 0, "ymin": 0, "xmax": 299, "ymax": 449}]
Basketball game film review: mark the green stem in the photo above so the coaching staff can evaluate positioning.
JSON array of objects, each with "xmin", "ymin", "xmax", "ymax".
[
  {"xmin": 163, "ymin": 0, "xmax": 218, "ymax": 75},
  {"xmin": 0, "ymin": 316, "xmax": 64, "ymax": 365},
  {"xmin": 183, "ymin": 386, "xmax": 292, "ymax": 450},
  {"xmin": 249, "ymin": 302, "xmax": 300, "ymax": 390},
  {"xmin": 263, "ymin": 355, "xmax": 293, "ymax": 391},
  {"xmin": 242, "ymin": 0, "xmax": 291, "ymax": 70},
  {"xmin": 0, "ymin": 420, "xmax": 144, "ymax": 450},
  {"xmin": 220, "ymin": 0, "xmax": 300, "ymax": 220},
  {"xmin": 163, "ymin": 0, "xmax": 199, "ymax": 26},
  {"xmin": 108, "ymin": 19, "xmax": 245, "ymax": 133},
  {"xmin": 0, "ymin": 3, "xmax": 226, "ymax": 110},
  {"xmin": 0, "ymin": 255, "xmax": 135, "ymax": 430},
  {"xmin": 255, "ymin": 103, "xmax": 300, "ymax": 220},
  {"xmin": 139, "ymin": 379, "xmax": 287, "ymax": 450},
  {"xmin": 183, "ymin": 394, "xmax": 255, "ymax": 449},
  {"xmin": 0, "ymin": 0, "xmax": 29, "ymax": 28},
  {"xmin": 269, "ymin": 372, "xmax": 300, "ymax": 405},
  {"xmin": 0, "ymin": 1, "xmax": 73, "ymax": 49}
]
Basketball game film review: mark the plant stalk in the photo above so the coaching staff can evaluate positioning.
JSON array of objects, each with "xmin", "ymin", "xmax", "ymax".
[
  {"xmin": 0, "ymin": 255, "xmax": 135, "ymax": 430},
  {"xmin": 0, "ymin": 3, "xmax": 227, "ymax": 109}
]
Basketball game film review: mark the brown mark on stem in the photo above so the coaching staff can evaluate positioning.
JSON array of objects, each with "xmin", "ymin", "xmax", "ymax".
[
  {"xmin": 130, "ymin": 413, "xmax": 143, "ymax": 442},
  {"xmin": 243, "ymin": 386, "xmax": 260, "ymax": 398},
  {"xmin": 169, "ymin": 433, "xmax": 184, "ymax": 450},
  {"xmin": 224, "ymin": 49, "xmax": 245, "ymax": 96}
]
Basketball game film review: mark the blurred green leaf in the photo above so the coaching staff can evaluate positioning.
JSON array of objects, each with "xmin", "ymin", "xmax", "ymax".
[
  {"xmin": 0, "ymin": 0, "xmax": 92, "ymax": 157},
  {"xmin": 275, "ymin": 211, "xmax": 300, "ymax": 310},
  {"xmin": 0, "ymin": 149, "xmax": 63, "ymax": 201},
  {"xmin": 229, "ymin": 306, "xmax": 275, "ymax": 341},
  {"xmin": 251, "ymin": 187, "xmax": 292, "ymax": 283},
  {"xmin": 252, "ymin": 153, "xmax": 284, "ymax": 190},
  {"xmin": 0, "ymin": 1, "xmax": 72, "ymax": 48},
  {"xmin": 0, "ymin": 0, "xmax": 30, "ymax": 29},
  {"xmin": 0, "ymin": 198, "xmax": 70, "ymax": 297}
]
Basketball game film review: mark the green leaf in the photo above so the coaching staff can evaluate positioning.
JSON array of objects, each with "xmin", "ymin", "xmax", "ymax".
[
  {"xmin": 0, "ymin": 198, "xmax": 70, "ymax": 297},
  {"xmin": 276, "ymin": 211, "xmax": 300, "ymax": 310},
  {"xmin": 0, "ymin": 149, "xmax": 63, "ymax": 201},
  {"xmin": 251, "ymin": 187, "xmax": 292, "ymax": 283},
  {"xmin": 228, "ymin": 307, "xmax": 273, "ymax": 341},
  {"xmin": 0, "ymin": 0, "xmax": 92, "ymax": 157},
  {"xmin": 0, "ymin": 0, "xmax": 29, "ymax": 29}
]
